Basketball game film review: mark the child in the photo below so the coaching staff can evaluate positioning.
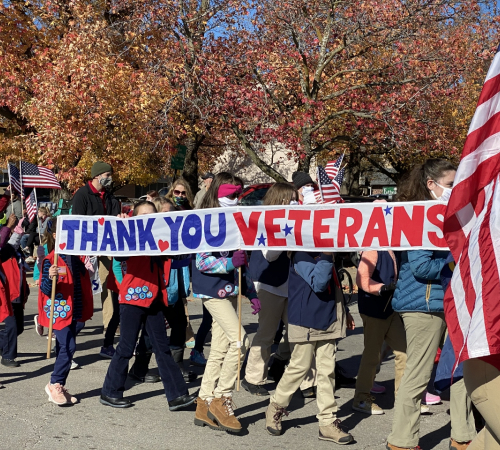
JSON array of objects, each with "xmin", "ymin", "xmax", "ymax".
[
  {"xmin": 193, "ymin": 173, "xmax": 260, "ymax": 434},
  {"xmin": 0, "ymin": 216, "xmax": 29, "ymax": 368},
  {"xmin": 38, "ymin": 217, "xmax": 94, "ymax": 405},
  {"xmin": 100, "ymin": 200, "xmax": 197, "ymax": 410},
  {"xmin": 265, "ymin": 249, "xmax": 355, "ymax": 444}
]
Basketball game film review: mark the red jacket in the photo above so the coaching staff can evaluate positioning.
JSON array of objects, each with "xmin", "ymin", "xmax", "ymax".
[
  {"xmin": 3, "ymin": 255, "xmax": 29, "ymax": 305},
  {"xmin": 119, "ymin": 256, "xmax": 171, "ymax": 308},
  {"xmin": 37, "ymin": 251, "xmax": 93, "ymax": 330},
  {"xmin": 0, "ymin": 262, "xmax": 12, "ymax": 323}
]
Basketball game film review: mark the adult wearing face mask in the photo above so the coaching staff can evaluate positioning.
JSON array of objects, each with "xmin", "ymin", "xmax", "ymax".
[
  {"xmin": 72, "ymin": 161, "xmax": 121, "ymax": 340},
  {"xmin": 291, "ymin": 171, "xmax": 315, "ymax": 204},
  {"xmin": 166, "ymin": 178, "xmax": 194, "ymax": 210},
  {"xmin": 386, "ymin": 159, "xmax": 476, "ymax": 450}
]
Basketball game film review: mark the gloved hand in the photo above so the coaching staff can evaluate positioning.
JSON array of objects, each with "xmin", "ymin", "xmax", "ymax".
[
  {"xmin": 250, "ymin": 298, "xmax": 261, "ymax": 315},
  {"xmin": 231, "ymin": 250, "xmax": 247, "ymax": 268},
  {"xmin": 379, "ymin": 283, "xmax": 396, "ymax": 295}
]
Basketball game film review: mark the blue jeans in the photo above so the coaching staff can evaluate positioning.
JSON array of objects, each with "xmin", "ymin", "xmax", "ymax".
[
  {"xmin": 0, "ymin": 303, "xmax": 24, "ymax": 359},
  {"xmin": 51, "ymin": 321, "xmax": 84, "ymax": 385},
  {"xmin": 101, "ymin": 302, "xmax": 187, "ymax": 401}
]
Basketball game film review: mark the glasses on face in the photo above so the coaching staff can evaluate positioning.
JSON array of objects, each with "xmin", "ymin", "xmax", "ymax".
[{"xmin": 173, "ymin": 189, "xmax": 187, "ymax": 197}]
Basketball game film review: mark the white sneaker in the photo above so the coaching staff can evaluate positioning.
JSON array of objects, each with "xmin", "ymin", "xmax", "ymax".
[
  {"xmin": 34, "ymin": 315, "xmax": 44, "ymax": 336},
  {"xmin": 70, "ymin": 360, "xmax": 80, "ymax": 370},
  {"xmin": 420, "ymin": 404, "xmax": 430, "ymax": 414}
]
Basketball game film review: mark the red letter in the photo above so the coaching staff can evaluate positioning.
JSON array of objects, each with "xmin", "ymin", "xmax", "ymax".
[
  {"xmin": 427, "ymin": 204, "xmax": 447, "ymax": 248},
  {"xmin": 362, "ymin": 207, "xmax": 389, "ymax": 247},
  {"xmin": 265, "ymin": 209, "xmax": 287, "ymax": 246},
  {"xmin": 391, "ymin": 206, "xmax": 424, "ymax": 247},
  {"xmin": 233, "ymin": 211, "xmax": 262, "ymax": 245},
  {"xmin": 313, "ymin": 209, "xmax": 335, "ymax": 248},
  {"xmin": 337, "ymin": 208, "xmax": 362, "ymax": 248},
  {"xmin": 288, "ymin": 209, "xmax": 311, "ymax": 246}
]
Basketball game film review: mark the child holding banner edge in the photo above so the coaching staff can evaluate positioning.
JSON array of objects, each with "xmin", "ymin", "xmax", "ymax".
[
  {"xmin": 38, "ymin": 218, "xmax": 94, "ymax": 405},
  {"xmin": 193, "ymin": 172, "xmax": 261, "ymax": 434}
]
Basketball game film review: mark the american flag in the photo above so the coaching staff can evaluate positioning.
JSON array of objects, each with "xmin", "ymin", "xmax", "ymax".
[
  {"xmin": 25, "ymin": 190, "xmax": 37, "ymax": 222},
  {"xmin": 332, "ymin": 167, "xmax": 345, "ymax": 192},
  {"xmin": 8, "ymin": 163, "xmax": 23, "ymax": 194},
  {"xmin": 314, "ymin": 165, "xmax": 342, "ymax": 204},
  {"xmin": 325, "ymin": 154, "xmax": 344, "ymax": 180},
  {"xmin": 443, "ymin": 45, "xmax": 500, "ymax": 365},
  {"xmin": 20, "ymin": 161, "xmax": 61, "ymax": 189}
]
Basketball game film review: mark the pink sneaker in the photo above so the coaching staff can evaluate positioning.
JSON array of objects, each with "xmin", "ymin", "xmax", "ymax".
[
  {"xmin": 61, "ymin": 386, "xmax": 78, "ymax": 404},
  {"xmin": 423, "ymin": 390, "xmax": 441, "ymax": 405},
  {"xmin": 45, "ymin": 383, "xmax": 70, "ymax": 406},
  {"xmin": 370, "ymin": 382, "xmax": 386, "ymax": 394}
]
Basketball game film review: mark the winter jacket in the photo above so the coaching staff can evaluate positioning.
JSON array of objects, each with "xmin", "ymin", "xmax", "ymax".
[
  {"xmin": 167, "ymin": 257, "xmax": 191, "ymax": 305},
  {"xmin": 5, "ymin": 199, "xmax": 23, "ymax": 220},
  {"xmin": 72, "ymin": 182, "xmax": 120, "ymax": 217},
  {"xmin": 392, "ymin": 249, "xmax": 449, "ymax": 313}
]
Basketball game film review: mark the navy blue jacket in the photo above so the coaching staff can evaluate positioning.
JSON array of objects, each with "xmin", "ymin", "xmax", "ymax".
[
  {"xmin": 249, "ymin": 251, "xmax": 289, "ymax": 287},
  {"xmin": 358, "ymin": 251, "xmax": 397, "ymax": 320},
  {"xmin": 287, "ymin": 252, "xmax": 338, "ymax": 331}
]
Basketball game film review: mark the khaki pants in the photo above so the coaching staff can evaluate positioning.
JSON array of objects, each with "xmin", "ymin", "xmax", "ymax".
[
  {"xmin": 98, "ymin": 256, "xmax": 113, "ymax": 328},
  {"xmin": 464, "ymin": 358, "xmax": 500, "ymax": 449},
  {"xmin": 450, "ymin": 377, "xmax": 476, "ymax": 443},
  {"xmin": 354, "ymin": 313, "xmax": 407, "ymax": 403},
  {"xmin": 388, "ymin": 312, "xmax": 446, "ymax": 448},
  {"xmin": 245, "ymin": 290, "xmax": 288, "ymax": 385},
  {"xmin": 199, "ymin": 297, "xmax": 249, "ymax": 400},
  {"xmin": 271, "ymin": 340, "xmax": 337, "ymax": 426}
]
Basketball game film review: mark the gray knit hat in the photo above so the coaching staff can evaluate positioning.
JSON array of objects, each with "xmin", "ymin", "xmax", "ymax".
[{"xmin": 91, "ymin": 161, "xmax": 112, "ymax": 178}]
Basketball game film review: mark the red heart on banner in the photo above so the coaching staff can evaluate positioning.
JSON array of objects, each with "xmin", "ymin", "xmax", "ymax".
[
  {"xmin": 59, "ymin": 243, "xmax": 66, "ymax": 250},
  {"xmin": 98, "ymin": 217, "xmax": 105, "ymax": 226},
  {"xmin": 158, "ymin": 240, "xmax": 170, "ymax": 252}
]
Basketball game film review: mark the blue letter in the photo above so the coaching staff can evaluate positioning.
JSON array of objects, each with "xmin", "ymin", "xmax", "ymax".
[
  {"xmin": 137, "ymin": 218, "xmax": 157, "ymax": 251},
  {"xmin": 164, "ymin": 216, "xmax": 183, "ymax": 251},
  {"xmin": 100, "ymin": 221, "xmax": 117, "ymax": 252},
  {"xmin": 80, "ymin": 221, "xmax": 98, "ymax": 252},
  {"xmin": 204, "ymin": 213, "xmax": 226, "ymax": 247},
  {"xmin": 62, "ymin": 220, "xmax": 80, "ymax": 250},
  {"xmin": 117, "ymin": 221, "xmax": 136, "ymax": 251},
  {"xmin": 181, "ymin": 214, "xmax": 202, "ymax": 250}
]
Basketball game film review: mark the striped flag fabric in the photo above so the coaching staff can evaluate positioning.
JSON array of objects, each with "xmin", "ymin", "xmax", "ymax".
[
  {"xmin": 332, "ymin": 167, "xmax": 346, "ymax": 193},
  {"xmin": 314, "ymin": 165, "xmax": 342, "ymax": 204},
  {"xmin": 20, "ymin": 161, "xmax": 61, "ymax": 189},
  {"xmin": 8, "ymin": 163, "xmax": 22, "ymax": 194},
  {"xmin": 325, "ymin": 154, "xmax": 344, "ymax": 180},
  {"xmin": 25, "ymin": 190, "xmax": 37, "ymax": 222},
  {"xmin": 443, "ymin": 44, "xmax": 500, "ymax": 364}
]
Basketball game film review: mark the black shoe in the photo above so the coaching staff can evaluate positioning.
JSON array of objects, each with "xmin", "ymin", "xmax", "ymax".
[
  {"xmin": 128, "ymin": 370, "xmax": 161, "ymax": 384},
  {"xmin": 241, "ymin": 378, "xmax": 269, "ymax": 396},
  {"xmin": 268, "ymin": 358, "xmax": 288, "ymax": 384},
  {"xmin": 1, "ymin": 358, "xmax": 20, "ymax": 368},
  {"xmin": 169, "ymin": 392, "xmax": 198, "ymax": 411},
  {"xmin": 301, "ymin": 387, "xmax": 316, "ymax": 398},
  {"xmin": 335, "ymin": 364, "xmax": 356, "ymax": 388},
  {"xmin": 100, "ymin": 394, "xmax": 133, "ymax": 408},
  {"xmin": 182, "ymin": 370, "xmax": 197, "ymax": 383}
]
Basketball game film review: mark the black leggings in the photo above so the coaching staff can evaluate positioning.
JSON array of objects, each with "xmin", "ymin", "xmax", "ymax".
[
  {"xmin": 26, "ymin": 233, "xmax": 40, "ymax": 255},
  {"xmin": 194, "ymin": 304, "xmax": 212, "ymax": 353}
]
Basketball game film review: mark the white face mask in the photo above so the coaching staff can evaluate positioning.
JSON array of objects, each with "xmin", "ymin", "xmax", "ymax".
[
  {"xmin": 301, "ymin": 186, "xmax": 314, "ymax": 195},
  {"xmin": 430, "ymin": 181, "xmax": 452, "ymax": 202},
  {"xmin": 290, "ymin": 200, "xmax": 299, "ymax": 205},
  {"xmin": 219, "ymin": 197, "xmax": 238, "ymax": 208}
]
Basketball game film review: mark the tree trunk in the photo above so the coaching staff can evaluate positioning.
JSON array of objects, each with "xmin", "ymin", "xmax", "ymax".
[
  {"xmin": 181, "ymin": 134, "xmax": 202, "ymax": 196},
  {"xmin": 345, "ymin": 147, "xmax": 362, "ymax": 195}
]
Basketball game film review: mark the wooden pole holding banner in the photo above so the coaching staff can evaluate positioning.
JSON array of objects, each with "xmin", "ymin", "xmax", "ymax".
[
  {"xmin": 236, "ymin": 265, "xmax": 242, "ymax": 392},
  {"xmin": 46, "ymin": 253, "xmax": 58, "ymax": 358}
]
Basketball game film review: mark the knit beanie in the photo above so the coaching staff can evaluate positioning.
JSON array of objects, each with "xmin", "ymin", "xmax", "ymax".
[
  {"xmin": 91, "ymin": 161, "xmax": 113, "ymax": 178},
  {"xmin": 292, "ymin": 171, "xmax": 314, "ymax": 189}
]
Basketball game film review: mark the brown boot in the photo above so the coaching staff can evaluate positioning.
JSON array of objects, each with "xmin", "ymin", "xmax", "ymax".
[
  {"xmin": 450, "ymin": 439, "xmax": 471, "ymax": 450},
  {"xmin": 319, "ymin": 419, "xmax": 354, "ymax": 445},
  {"xmin": 194, "ymin": 398, "xmax": 219, "ymax": 430},
  {"xmin": 207, "ymin": 396, "xmax": 242, "ymax": 433},
  {"xmin": 265, "ymin": 402, "xmax": 289, "ymax": 436},
  {"xmin": 386, "ymin": 443, "xmax": 421, "ymax": 450}
]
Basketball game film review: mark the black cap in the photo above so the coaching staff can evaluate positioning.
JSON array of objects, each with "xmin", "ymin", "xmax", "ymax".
[
  {"xmin": 292, "ymin": 171, "xmax": 314, "ymax": 189},
  {"xmin": 201, "ymin": 172, "xmax": 215, "ymax": 180}
]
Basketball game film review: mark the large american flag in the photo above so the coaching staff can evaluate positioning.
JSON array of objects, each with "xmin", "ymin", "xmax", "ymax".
[
  {"xmin": 25, "ymin": 190, "xmax": 37, "ymax": 222},
  {"xmin": 20, "ymin": 161, "xmax": 61, "ymax": 189},
  {"xmin": 325, "ymin": 154, "xmax": 344, "ymax": 180},
  {"xmin": 314, "ymin": 165, "xmax": 343, "ymax": 204},
  {"xmin": 443, "ymin": 45, "xmax": 500, "ymax": 364},
  {"xmin": 8, "ymin": 163, "xmax": 23, "ymax": 195}
]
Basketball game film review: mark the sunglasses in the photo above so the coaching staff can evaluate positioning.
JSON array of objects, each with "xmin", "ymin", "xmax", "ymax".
[
  {"xmin": 173, "ymin": 190, "xmax": 187, "ymax": 197},
  {"xmin": 226, "ymin": 192, "xmax": 240, "ymax": 200}
]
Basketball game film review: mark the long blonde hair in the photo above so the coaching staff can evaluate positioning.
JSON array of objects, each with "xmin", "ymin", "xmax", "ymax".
[
  {"xmin": 263, "ymin": 182, "xmax": 298, "ymax": 206},
  {"xmin": 166, "ymin": 178, "xmax": 194, "ymax": 208}
]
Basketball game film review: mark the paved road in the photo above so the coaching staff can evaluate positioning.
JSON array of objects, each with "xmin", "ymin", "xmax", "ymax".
[{"xmin": 0, "ymin": 281, "xmax": 454, "ymax": 450}]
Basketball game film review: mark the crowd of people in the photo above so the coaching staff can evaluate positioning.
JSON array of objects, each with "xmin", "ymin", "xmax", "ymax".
[{"xmin": 0, "ymin": 159, "xmax": 498, "ymax": 450}]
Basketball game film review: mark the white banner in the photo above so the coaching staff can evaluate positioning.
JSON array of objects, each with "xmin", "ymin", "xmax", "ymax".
[{"xmin": 55, "ymin": 201, "xmax": 448, "ymax": 256}]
